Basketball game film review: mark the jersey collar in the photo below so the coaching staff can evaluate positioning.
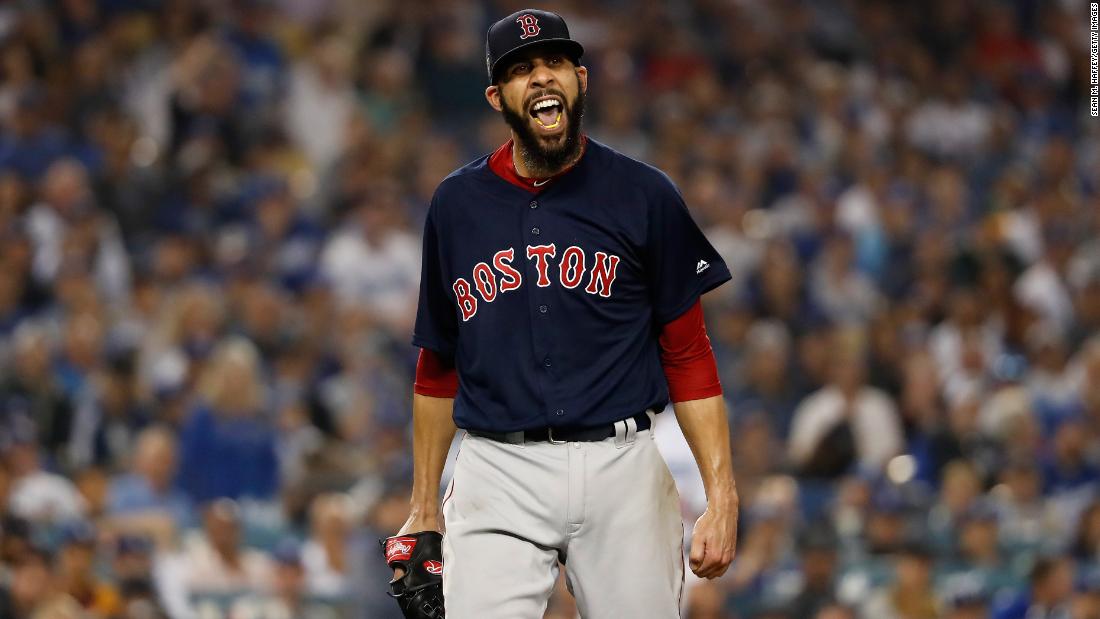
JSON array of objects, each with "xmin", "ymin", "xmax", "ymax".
[{"xmin": 487, "ymin": 136, "xmax": 588, "ymax": 194}]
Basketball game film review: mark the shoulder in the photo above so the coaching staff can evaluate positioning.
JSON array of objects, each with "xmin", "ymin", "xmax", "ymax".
[
  {"xmin": 107, "ymin": 473, "xmax": 144, "ymax": 494},
  {"xmin": 583, "ymin": 139, "xmax": 678, "ymax": 195},
  {"xmin": 433, "ymin": 154, "xmax": 493, "ymax": 203},
  {"xmin": 795, "ymin": 387, "xmax": 842, "ymax": 414},
  {"xmin": 859, "ymin": 387, "xmax": 897, "ymax": 412}
]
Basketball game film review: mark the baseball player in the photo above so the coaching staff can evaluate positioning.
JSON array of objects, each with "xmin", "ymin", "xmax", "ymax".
[{"xmin": 382, "ymin": 9, "xmax": 739, "ymax": 618}]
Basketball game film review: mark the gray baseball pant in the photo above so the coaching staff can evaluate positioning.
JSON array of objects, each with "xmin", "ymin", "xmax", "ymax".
[{"xmin": 441, "ymin": 414, "xmax": 684, "ymax": 618}]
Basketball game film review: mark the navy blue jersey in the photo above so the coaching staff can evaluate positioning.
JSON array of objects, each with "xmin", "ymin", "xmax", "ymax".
[{"xmin": 412, "ymin": 139, "xmax": 730, "ymax": 432}]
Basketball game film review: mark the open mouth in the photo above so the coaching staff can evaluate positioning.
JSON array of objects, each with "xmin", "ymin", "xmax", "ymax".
[{"xmin": 528, "ymin": 95, "xmax": 565, "ymax": 131}]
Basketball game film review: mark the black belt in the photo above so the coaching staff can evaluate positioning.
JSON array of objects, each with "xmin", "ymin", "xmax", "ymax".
[{"xmin": 468, "ymin": 412, "xmax": 652, "ymax": 444}]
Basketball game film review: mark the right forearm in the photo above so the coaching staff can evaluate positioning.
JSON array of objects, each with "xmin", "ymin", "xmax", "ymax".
[{"xmin": 407, "ymin": 393, "xmax": 458, "ymax": 515}]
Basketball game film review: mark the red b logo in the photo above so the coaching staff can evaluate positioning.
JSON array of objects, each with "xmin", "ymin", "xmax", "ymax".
[{"xmin": 516, "ymin": 14, "xmax": 540, "ymax": 39}]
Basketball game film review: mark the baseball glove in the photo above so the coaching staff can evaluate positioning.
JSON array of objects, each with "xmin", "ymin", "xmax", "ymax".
[{"xmin": 381, "ymin": 531, "xmax": 446, "ymax": 619}]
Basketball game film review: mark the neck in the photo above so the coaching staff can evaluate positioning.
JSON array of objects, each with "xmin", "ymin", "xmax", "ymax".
[{"xmin": 510, "ymin": 132, "xmax": 582, "ymax": 179}]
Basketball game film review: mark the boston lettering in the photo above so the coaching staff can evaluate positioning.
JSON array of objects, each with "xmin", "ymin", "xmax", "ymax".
[{"xmin": 452, "ymin": 244, "xmax": 621, "ymax": 321}]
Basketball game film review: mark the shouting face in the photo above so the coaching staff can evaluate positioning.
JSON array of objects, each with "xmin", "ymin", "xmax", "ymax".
[{"xmin": 487, "ymin": 48, "xmax": 587, "ymax": 177}]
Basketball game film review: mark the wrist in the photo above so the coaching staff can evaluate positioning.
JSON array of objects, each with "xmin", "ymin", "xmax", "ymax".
[
  {"xmin": 407, "ymin": 503, "xmax": 441, "ymax": 518},
  {"xmin": 705, "ymin": 485, "xmax": 739, "ymax": 508}
]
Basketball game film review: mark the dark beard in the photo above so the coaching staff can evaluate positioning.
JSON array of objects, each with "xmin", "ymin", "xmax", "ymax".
[{"xmin": 501, "ymin": 87, "xmax": 585, "ymax": 178}]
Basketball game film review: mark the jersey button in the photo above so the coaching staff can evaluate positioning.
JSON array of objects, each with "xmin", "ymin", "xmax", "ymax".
[
  {"xmin": 543, "ymin": 357, "xmax": 552, "ymax": 367},
  {"xmin": 529, "ymin": 201, "xmax": 538, "ymax": 209},
  {"xmin": 531, "ymin": 227, "xmax": 540, "ymax": 235},
  {"xmin": 538, "ymin": 304, "xmax": 548, "ymax": 314}
]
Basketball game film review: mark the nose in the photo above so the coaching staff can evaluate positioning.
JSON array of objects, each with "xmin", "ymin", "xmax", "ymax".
[{"xmin": 529, "ymin": 60, "xmax": 556, "ymax": 90}]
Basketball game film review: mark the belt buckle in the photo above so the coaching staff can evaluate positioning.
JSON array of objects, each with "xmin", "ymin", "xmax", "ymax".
[{"xmin": 547, "ymin": 427, "xmax": 567, "ymax": 444}]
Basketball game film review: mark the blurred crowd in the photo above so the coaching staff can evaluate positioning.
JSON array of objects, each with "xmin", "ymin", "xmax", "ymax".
[{"xmin": 0, "ymin": 0, "xmax": 1097, "ymax": 618}]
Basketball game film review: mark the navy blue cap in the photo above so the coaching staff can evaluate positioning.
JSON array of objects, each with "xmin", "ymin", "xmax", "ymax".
[
  {"xmin": 116, "ymin": 534, "xmax": 153, "ymax": 556},
  {"xmin": 272, "ymin": 540, "xmax": 302, "ymax": 566},
  {"xmin": 959, "ymin": 500, "xmax": 1000, "ymax": 525},
  {"xmin": 59, "ymin": 521, "xmax": 97, "ymax": 547},
  {"xmin": 870, "ymin": 487, "xmax": 908, "ymax": 514},
  {"xmin": 485, "ymin": 9, "xmax": 584, "ymax": 83}
]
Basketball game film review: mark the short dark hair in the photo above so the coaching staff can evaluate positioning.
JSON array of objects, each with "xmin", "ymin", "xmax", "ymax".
[{"xmin": 1030, "ymin": 557, "xmax": 1065, "ymax": 585}]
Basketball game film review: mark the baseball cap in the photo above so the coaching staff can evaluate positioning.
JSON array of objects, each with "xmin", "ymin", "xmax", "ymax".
[
  {"xmin": 272, "ymin": 540, "xmax": 302, "ymax": 566},
  {"xmin": 958, "ymin": 500, "xmax": 1000, "ymax": 526},
  {"xmin": 58, "ymin": 520, "xmax": 97, "ymax": 547},
  {"xmin": 485, "ymin": 9, "xmax": 584, "ymax": 83},
  {"xmin": 115, "ymin": 534, "xmax": 153, "ymax": 556}
]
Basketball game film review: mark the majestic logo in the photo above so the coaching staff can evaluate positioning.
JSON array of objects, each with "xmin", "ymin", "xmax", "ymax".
[
  {"xmin": 423, "ymin": 560, "xmax": 444, "ymax": 575},
  {"xmin": 453, "ymin": 245, "xmax": 621, "ymax": 322},
  {"xmin": 384, "ymin": 537, "xmax": 416, "ymax": 562},
  {"xmin": 516, "ymin": 14, "xmax": 541, "ymax": 39},
  {"xmin": 696, "ymin": 259, "xmax": 710, "ymax": 275}
]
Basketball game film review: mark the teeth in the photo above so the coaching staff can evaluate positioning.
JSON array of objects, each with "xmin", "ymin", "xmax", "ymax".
[{"xmin": 533, "ymin": 98, "xmax": 561, "ymax": 111}]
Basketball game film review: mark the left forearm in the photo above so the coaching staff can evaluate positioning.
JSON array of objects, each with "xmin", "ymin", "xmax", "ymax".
[{"xmin": 673, "ymin": 394, "xmax": 738, "ymax": 506}]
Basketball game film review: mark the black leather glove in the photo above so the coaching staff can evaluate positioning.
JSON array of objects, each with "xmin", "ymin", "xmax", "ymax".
[{"xmin": 381, "ymin": 531, "xmax": 445, "ymax": 619}]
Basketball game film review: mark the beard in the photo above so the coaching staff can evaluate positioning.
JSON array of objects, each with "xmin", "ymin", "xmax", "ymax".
[{"xmin": 500, "ymin": 84, "xmax": 586, "ymax": 178}]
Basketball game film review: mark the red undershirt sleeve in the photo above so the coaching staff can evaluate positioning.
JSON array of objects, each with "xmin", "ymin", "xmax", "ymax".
[
  {"xmin": 414, "ymin": 348, "xmax": 459, "ymax": 398},
  {"xmin": 658, "ymin": 299, "xmax": 723, "ymax": 403}
]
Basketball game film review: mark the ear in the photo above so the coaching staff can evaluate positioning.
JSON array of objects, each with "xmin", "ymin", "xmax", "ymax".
[
  {"xmin": 575, "ymin": 66, "xmax": 588, "ymax": 94},
  {"xmin": 485, "ymin": 85, "xmax": 503, "ymax": 112}
]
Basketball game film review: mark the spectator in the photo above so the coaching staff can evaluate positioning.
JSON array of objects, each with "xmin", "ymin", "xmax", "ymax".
[
  {"xmin": 111, "ymin": 534, "xmax": 170, "ymax": 617},
  {"xmin": 808, "ymin": 234, "xmax": 882, "ymax": 326},
  {"xmin": 904, "ymin": 69, "xmax": 992, "ymax": 160},
  {"xmin": 861, "ymin": 542, "xmax": 939, "ymax": 619},
  {"xmin": 1071, "ymin": 500, "xmax": 1100, "ymax": 563},
  {"xmin": 260, "ymin": 542, "xmax": 345, "ymax": 619},
  {"xmin": 0, "ymin": 324, "xmax": 74, "ymax": 466},
  {"xmin": 111, "ymin": 535, "xmax": 156, "ymax": 587},
  {"xmin": 157, "ymin": 499, "xmax": 274, "ymax": 613},
  {"xmin": 24, "ymin": 158, "xmax": 130, "ymax": 304},
  {"xmin": 926, "ymin": 460, "xmax": 984, "ymax": 553},
  {"xmin": 0, "ymin": 88, "xmax": 71, "ymax": 182},
  {"xmin": 788, "ymin": 331, "xmax": 903, "ymax": 477},
  {"xmin": 301, "ymin": 493, "xmax": 353, "ymax": 598},
  {"xmin": 319, "ymin": 194, "xmax": 420, "ymax": 333},
  {"xmin": 0, "ymin": 547, "xmax": 82, "ymax": 618},
  {"xmin": 1015, "ymin": 226, "xmax": 1077, "ymax": 337},
  {"xmin": 1040, "ymin": 417, "xmax": 1099, "ymax": 496},
  {"xmin": 136, "ymin": 281, "xmax": 225, "ymax": 414},
  {"xmin": 994, "ymin": 459, "xmax": 1065, "ymax": 553},
  {"xmin": 106, "ymin": 425, "xmax": 193, "ymax": 526},
  {"xmin": 786, "ymin": 523, "xmax": 841, "ymax": 618},
  {"xmin": 992, "ymin": 557, "xmax": 1075, "ymax": 619},
  {"xmin": 3, "ymin": 419, "xmax": 86, "ymax": 524},
  {"xmin": 177, "ymin": 337, "xmax": 279, "ymax": 503},
  {"xmin": 69, "ymin": 352, "xmax": 151, "ymax": 471},
  {"xmin": 285, "ymin": 34, "xmax": 356, "ymax": 176},
  {"xmin": 941, "ymin": 501, "xmax": 1022, "ymax": 597},
  {"xmin": 53, "ymin": 521, "xmax": 121, "ymax": 616},
  {"xmin": 731, "ymin": 320, "xmax": 800, "ymax": 438}
]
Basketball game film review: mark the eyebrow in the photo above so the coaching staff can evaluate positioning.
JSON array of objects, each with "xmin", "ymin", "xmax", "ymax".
[{"xmin": 508, "ymin": 51, "xmax": 571, "ymax": 69}]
